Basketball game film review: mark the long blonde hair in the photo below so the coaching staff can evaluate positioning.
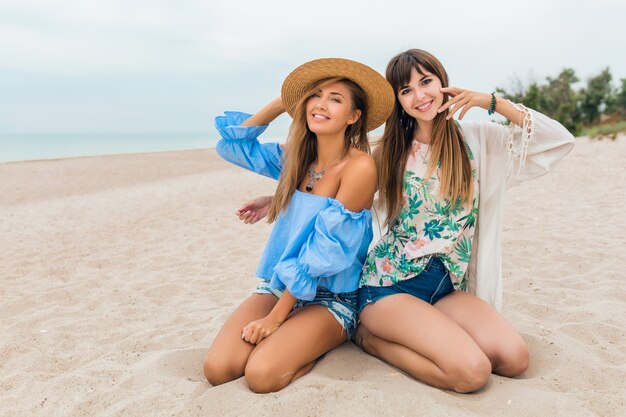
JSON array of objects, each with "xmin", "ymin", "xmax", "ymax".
[
  {"xmin": 267, "ymin": 77, "xmax": 370, "ymax": 223},
  {"xmin": 378, "ymin": 49, "xmax": 473, "ymax": 227}
]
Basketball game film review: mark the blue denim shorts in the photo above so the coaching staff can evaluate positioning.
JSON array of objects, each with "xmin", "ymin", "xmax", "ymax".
[
  {"xmin": 254, "ymin": 281, "xmax": 359, "ymax": 340},
  {"xmin": 358, "ymin": 257, "xmax": 454, "ymax": 312}
]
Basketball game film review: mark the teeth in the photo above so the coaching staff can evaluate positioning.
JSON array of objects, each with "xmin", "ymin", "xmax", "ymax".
[
  {"xmin": 313, "ymin": 114, "xmax": 328, "ymax": 119},
  {"xmin": 418, "ymin": 101, "xmax": 432, "ymax": 111}
]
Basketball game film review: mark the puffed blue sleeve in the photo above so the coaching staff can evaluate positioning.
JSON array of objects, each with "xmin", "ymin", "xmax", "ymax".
[
  {"xmin": 271, "ymin": 199, "xmax": 372, "ymax": 301},
  {"xmin": 214, "ymin": 111, "xmax": 283, "ymax": 180}
]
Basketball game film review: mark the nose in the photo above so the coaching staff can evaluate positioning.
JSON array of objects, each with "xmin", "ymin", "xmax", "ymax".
[{"xmin": 314, "ymin": 96, "xmax": 327, "ymax": 110}]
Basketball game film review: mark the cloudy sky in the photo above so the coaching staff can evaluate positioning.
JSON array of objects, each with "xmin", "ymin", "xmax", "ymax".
[{"xmin": 0, "ymin": 0, "xmax": 623, "ymax": 135}]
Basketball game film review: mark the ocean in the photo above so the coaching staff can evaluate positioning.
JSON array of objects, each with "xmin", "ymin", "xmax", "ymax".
[
  {"xmin": 0, "ymin": 132, "xmax": 221, "ymax": 163},
  {"xmin": 0, "ymin": 124, "xmax": 294, "ymax": 163}
]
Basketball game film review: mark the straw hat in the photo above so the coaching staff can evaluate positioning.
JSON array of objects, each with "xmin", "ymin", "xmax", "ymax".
[{"xmin": 281, "ymin": 58, "xmax": 394, "ymax": 132}]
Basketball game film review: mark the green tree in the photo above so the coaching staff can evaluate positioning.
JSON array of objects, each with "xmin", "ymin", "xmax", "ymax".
[
  {"xmin": 542, "ymin": 68, "xmax": 582, "ymax": 133},
  {"xmin": 580, "ymin": 68, "xmax": 613, "ymax": 125},
  {"xmin": 498, "ymin": 69, "xmax": 582, "ymax": 134},
  {"xmin": 616, "ymin": 78, "xmax": 626, "ymax": 117}
]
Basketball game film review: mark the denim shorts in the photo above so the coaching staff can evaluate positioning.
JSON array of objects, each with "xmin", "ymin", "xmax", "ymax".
[
  {"xmin": 254, "ymin": 281, "xmax": 359, "ymax": 340},
  {"xmin": 358, "ymin": 257, "xmax": 454, "ymax": 312}
]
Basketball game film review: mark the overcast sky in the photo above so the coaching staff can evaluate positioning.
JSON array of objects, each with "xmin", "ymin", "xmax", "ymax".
[{"xmin": 0, "ymin": 0, "xmax": 623, "ymax": 135}]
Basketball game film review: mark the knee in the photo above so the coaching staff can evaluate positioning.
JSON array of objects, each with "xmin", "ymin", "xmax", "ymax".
[
  {"xmin": 244, "ymin": 357, "xmax": 290, "ymax": 394},
  {"xmin": 203, "ymin": 350, "xmax": 243, "ymax": 386},
  {"xmin": 447, "ymin": 354, "xmax": 492, "ymax": 393},
  {"xmin": 494, "ymin": 339, "xmax": 529, "ymax": 378}
]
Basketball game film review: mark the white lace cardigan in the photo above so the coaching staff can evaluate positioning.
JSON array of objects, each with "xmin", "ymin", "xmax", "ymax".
[{"xmin": 371, "ymin": 104, "xmax": 575, "ymax": 311}]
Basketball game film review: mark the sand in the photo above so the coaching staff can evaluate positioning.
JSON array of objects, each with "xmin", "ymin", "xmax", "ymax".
[{"xmin": 1, "ymin": 138, "xmax": 625, "ymax": 417}]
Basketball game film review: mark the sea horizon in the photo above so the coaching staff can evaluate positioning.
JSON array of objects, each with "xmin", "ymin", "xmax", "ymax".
[{"xmin": 0, "ymin": 128, "xmax": 290, "ymax": 163}]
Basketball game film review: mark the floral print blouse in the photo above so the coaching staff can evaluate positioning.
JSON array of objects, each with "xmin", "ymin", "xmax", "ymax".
[{"xmin": 360, "ymin": 139, "xmax": 479, "ymax": 290}]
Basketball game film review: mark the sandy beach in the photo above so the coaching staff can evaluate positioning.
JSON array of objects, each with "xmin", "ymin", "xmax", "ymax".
[{"xmin": 1, "ymin": 137, "xmax": 625, "ymax": 417}]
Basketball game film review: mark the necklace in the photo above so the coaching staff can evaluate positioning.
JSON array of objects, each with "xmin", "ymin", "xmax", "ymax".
[{"xmin": 305, "ymin": 157, "xmax": 341, "ymax": 192}]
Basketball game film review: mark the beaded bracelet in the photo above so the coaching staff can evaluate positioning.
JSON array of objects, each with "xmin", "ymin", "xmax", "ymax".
[{"xmin": 487, "ymin": 92, "xmax": 497, "ymax": 115}]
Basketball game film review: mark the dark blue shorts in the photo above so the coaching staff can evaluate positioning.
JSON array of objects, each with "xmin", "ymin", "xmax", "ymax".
[{"xmin": 358, "ymin": 257, "xmax": 454, "ymax": 312}]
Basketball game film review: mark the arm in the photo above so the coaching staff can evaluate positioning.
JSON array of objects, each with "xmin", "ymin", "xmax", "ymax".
[
  {"xmin": 241, "ymin": 97, "xmax": 286, "ymax": 127},
  {"xmin": 214, "ymin": 97, "xmax": 287, "ymax": 180},
  {"xmin": 241, "ymin": 289, "xmax": 297, "ymax": 344},
  {"xmin": 438, "ymin": 87, "xmax": 525, "ymax": 127},
  {"xmin": 439, "ymin": 87, "xmax": 575, "ymax": 186}
]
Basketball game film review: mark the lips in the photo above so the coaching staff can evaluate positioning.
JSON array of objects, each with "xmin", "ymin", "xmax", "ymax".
[
  {"xmin": 415, "ymin": 100, "xmax": 433, "ymax": 112},
  {"xmin": 311, "ymin": 113, "xmax": 330, "ymax": 120}
]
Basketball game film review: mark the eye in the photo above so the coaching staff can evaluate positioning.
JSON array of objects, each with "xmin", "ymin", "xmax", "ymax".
[
  {"xmin": 421, "ymin": 78, "xmax": 431, "ymax": 86},
  {"xmin": 399, "ymin": 88, "xmax": 411, "ymax": 96},
  {"xmin": 331, "ymin": 97, "xmax": 341, "ymax": 103}
]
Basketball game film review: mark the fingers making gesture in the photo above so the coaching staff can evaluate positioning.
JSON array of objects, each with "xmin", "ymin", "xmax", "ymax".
[{"xmin": 438, "ymin": 87, "xmax": 493, "ymax": 120}]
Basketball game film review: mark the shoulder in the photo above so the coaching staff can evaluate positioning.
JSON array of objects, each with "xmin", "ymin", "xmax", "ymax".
[
  {"xmin": 342, "ymin": 149, "xmax": 377, "ymax": 179},
  {"xmin": 334, "ymin": 149, "xmax": 377, "ymax": 211}
]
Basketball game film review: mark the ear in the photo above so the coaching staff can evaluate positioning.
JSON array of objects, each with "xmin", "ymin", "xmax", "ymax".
[{"xmin": 347, "ymin": 109, "xmax": 362, "ymax": 125}]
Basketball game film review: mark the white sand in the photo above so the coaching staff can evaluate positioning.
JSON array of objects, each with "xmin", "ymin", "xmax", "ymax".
[{"xmin": 1, "ymin": 138, "xmax": 625, "ymax": 417}]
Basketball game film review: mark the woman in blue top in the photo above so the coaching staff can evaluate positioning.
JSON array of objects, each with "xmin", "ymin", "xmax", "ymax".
[{"xmin": 203, "ymin": 58, "xmax": 394, "ymax": 393}]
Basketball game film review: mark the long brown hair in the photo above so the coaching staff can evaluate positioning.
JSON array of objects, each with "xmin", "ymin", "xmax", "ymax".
[
  {"xmin": 267, "ymin": 77, "xmax": 369, "ymax": 223},
  {"xmin": 378, "ymin": 49, "xmax": 473, "ymax": 227}
]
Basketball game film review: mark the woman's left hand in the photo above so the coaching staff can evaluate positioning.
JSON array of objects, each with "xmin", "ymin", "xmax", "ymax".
[
  {"xmin": 438, "ymin": 87, "xmax": 492, "ymax": 120},
  {"xmin": 242, "ymin": 315, "xmax": 283, "ymax": 345}
]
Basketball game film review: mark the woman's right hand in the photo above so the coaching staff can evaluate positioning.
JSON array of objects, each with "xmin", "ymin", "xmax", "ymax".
[{"xmin": 236, "ymin": 195, "xmax": 273, "ymax": 224}]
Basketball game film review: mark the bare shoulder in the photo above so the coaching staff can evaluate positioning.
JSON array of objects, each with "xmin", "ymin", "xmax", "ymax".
[
  {"xmin": 334, "ymin": 148, "xmax": 377, "ymax": 211},
  {"xmin": 342, "ymin": 148, "xmax": 377, "ymax": 179}
]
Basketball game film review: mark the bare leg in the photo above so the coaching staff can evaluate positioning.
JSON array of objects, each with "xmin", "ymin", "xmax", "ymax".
[
  {"xmin": 203, "ymin": 293, "xmax": 278, "ymax": 385},
  {"xmin": 244, "ymin": 305, "xmax": 347, "ymax": 393},
  {"xmin": 434, "ymin": 291, "xmax": 529, "ymax": 377},
  {"xmin": 358, "ymin": 294, "xmax": 491, "ymax": 393}
]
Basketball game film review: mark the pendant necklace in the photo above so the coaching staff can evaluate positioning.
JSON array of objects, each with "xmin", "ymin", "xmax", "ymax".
[{"xmin": 305, "ymin": 157, "xmax": 340, "ymax": 192}]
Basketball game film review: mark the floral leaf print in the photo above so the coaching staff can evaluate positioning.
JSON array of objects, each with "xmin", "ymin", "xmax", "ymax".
[
  {"xmin": 423, "ymin": 219, "xmax": 444, "ymax": 240},
  {"xmin": 380, "ymin": 257, "xmax": 393, "ymax": 274},
  {"xmin": 400, "ymin": 220, "xmax": 418, "ymax": 239},
  {"xmin": 454, "ymin": 235, "xmax": 472, "ymax": 263},
  {"xmin": 449, "ymin": 197, "xmax": 463, "ymax": 216},
  {"xmin": 404, "ymin": 195, "xmax": 423, "ymax": 219},
  {"xmin": 364, "ymin": 256, "xmax": 377, "ymax": 275},
  {"xmin": 459, "ymin": 204, "xmax": 478, "ymax": 229},
  {"xmin": 442, "ymin": 217, "xmax": 461, "ymax": 233},
  {"xmin": 448, "ymin": 262, "xmax": 463, "ymax": 278},
  {"xmin": 375, "ymin": 241, "xmax": 391, "ymax": 259},
  {"xmin": 433, "ymin": 201, "xmax": 449, "ymax": 217},
  {"xmin": 458, "ymin": 275, "xmax": 468, "ymax": 291},
  {"xmin": 397, "ymin": 253, "xmax": 412, "ymax": 274}
]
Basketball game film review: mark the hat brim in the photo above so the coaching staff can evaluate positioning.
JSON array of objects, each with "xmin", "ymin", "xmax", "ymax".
[{"xmin": 281, "ymin": 58, "xmax": 394, "ymax": 132}]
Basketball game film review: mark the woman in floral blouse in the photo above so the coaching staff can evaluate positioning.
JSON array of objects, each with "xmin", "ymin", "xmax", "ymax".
[
  {"xmin": 355, "ymin": 49, "xmax": 573, "ymax": 393},
  {"xmin": 236, "ymin": 49, "xmax": 575, "ymax": 393}
]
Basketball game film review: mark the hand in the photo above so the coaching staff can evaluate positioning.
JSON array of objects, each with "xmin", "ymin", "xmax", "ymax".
[
  {"xmin": 437, "ymin": 87, "xmax": 492, "ymax": 120},
  {"xmin": 235, "ymin": 195, "xmax": 273, "ymax": 224},
  {"xmin": 242, "ymin": 315, "xmax": 283, "ymax": 345}
]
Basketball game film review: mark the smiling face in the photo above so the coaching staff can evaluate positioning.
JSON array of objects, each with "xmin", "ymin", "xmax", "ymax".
[
  {"xmin": 396, "ymin": 65, "xmax": 443, "ymax": 127},
  {"xmin": 305, "ymin": 81, "xmax": 361, "ymax": 136}
]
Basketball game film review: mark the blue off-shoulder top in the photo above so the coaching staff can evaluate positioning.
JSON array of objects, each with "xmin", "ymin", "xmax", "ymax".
[{"xmin": 215, "ymin": 111, "xmax": 372, "ymax": 301}]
